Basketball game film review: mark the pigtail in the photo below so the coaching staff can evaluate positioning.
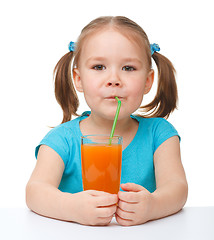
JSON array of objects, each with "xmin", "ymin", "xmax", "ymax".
[
  {"xmin": 140, "ymin": 52, "xmax": 178, "ymax": 119},
  {"xmin": 54, "ymin": 52, "xmax": 79, "ymax": 124}
]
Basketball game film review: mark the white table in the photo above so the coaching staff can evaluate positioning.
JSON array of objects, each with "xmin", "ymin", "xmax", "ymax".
[{"xmin": 1, "ymin": 207, "xmax": 214, "ymax": 240}]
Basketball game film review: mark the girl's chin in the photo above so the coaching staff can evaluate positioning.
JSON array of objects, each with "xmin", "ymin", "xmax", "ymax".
[
  {"xmin": 90, "ymin": 109, "xmax": 119, "ymax": 120},
  {"xmin": 92, "ymin": 109, "xmax": 128, "ymax": 122}
]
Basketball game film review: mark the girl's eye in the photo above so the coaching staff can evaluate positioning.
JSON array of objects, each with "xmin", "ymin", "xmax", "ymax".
[
  {"xmin": 122, "ymin": 66, "xmax": 136, "ymax": 71},
  {"xmin": 93, "ymin": 65, "xmax": 106, "ymax": 70}
]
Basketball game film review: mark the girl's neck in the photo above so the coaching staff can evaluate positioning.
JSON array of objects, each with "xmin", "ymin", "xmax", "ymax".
[
  {"xmin": 80, "ymin": 112, "xmax": 129, "ymax": 134},
  {"xmin": 79, "ymin": 112, "xmax": 139, "ymax": 149}
]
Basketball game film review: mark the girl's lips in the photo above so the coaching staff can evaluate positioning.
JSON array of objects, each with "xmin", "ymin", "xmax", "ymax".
[{"xmin": 105, "ymin": 96, "xmax": 123, "ymax": 100}]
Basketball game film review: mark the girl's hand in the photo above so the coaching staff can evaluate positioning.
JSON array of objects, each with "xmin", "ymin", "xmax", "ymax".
[
  {"xmin": 71, "ymin": 190, "xmax": 118, "ymax": 226},
  {"xmin": 115, "ymin": 183, "xmax": 154, "ymax": 226}
]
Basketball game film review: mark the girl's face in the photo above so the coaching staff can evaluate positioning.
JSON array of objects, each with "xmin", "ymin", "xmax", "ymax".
[{"xmin": 74, "ymin": 28, "xmax": 154, "ymax": 121}]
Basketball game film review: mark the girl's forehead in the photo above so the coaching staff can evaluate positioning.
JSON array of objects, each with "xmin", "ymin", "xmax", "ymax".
[
  {"xmin": 84, "ymin": 27, "xmax": 143, "ymax": 46},
  {"xmin": 81, "ymin": 28, "xmax": 146, "ymax": 57}
]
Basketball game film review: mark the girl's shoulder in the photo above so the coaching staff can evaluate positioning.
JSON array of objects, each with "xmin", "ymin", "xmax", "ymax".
[
  {"xmin": 131, "ymin": 115, "xmax": 180, "ymax": 153},
  {"xmin": 35, "ymin": 116, "xmax": 83, "ymax": 161},
  {"xmin": 132, "ymin": 115, "xmax": 173, "ymax": 128},
  {"xmin": 45, "ymin": 118, "xmax": 80, "ymax": 138},
  {"xmin": 41, "ymin": 111, "xmax": 92, "ymax": 142},
  {"xmin": 132, "ymin": 115, "xmax": 179, "ymax": 138},
  {"xmin": 42, "ymin": 111, "xmax": 90, "ymax": 140}
]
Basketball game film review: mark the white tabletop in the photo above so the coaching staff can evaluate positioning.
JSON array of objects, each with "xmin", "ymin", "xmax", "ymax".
[{"xmin": 1, "ymin": 207, "xmax": 214, "ymax": 240}]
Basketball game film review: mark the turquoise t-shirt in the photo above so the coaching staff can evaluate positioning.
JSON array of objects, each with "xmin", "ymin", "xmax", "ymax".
[{"xmin": 35, "ymin": 111, "xmax": 180, "ymax": 193}]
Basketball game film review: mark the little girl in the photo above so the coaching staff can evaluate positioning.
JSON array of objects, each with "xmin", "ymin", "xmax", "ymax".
[{"xmin": 26, "ymin": 16, "xmax": 188, "ymax": 226}]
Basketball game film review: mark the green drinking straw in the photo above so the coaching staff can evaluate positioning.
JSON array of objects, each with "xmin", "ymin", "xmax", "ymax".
[{"xmin": 109, "ymin": 96, "xmax": 121, "ymax": 144}]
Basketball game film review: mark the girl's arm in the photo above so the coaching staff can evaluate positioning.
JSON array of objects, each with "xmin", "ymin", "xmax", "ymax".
[
  {"xmin": 26, "ymin": 145, "xmax": 117, "ymax": 225},
  {"xmin": 151, "ymin": 135, "xmax": 188, "ymax": 220},
  {"xmin": 116, "ymin": 136, "xmax": 188, "ymax": 226}
]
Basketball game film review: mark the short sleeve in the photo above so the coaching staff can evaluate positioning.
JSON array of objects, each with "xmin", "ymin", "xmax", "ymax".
[
  {"xmin": 153, "ymin": 118, "xmax": 180, "ymax": 153},
  {"xmin": 35, "ymin": 126, "xmax": 70, "ymax": 167}
]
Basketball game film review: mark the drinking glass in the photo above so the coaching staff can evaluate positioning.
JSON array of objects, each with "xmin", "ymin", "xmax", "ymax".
[{"xmin": 81, "ymin": 135, "xmax": 122, "ymax": 194}]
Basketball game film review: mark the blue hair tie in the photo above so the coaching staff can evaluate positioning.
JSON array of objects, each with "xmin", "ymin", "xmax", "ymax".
[
  {"xmin": 150, "ymin": 43, "xmax": 160, "ymax": 55},
  {"xmin": 68, "ymin": 41, "xmax": 76, "ymax": 52}
]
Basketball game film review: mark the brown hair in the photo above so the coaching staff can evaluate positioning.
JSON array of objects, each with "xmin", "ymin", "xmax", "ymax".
[{"xmin": 54, "ymin": 16, "xmax": 178, "ymax": 123}]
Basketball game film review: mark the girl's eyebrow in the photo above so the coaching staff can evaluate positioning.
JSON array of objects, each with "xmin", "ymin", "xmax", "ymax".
[
  {"xmin": 85, "ymin": 56, "xmax": 142, "ymax": 64},
  {"xmin": 122, "ymin": 58, "xmax": 142, "ymax": 64},
  {"xmin": 85, "ymin": 56, "xmax": 106, "ymax": 64}
]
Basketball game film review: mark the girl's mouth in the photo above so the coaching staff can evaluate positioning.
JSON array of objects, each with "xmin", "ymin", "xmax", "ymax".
[{"xmin": 105, "ymin": 96, "xmax": 123, "ymax": 100}]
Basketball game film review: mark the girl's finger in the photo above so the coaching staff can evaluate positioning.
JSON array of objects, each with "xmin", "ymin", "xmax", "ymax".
[
  {"xmin": 116, "ymin": 206, "xmax": 134, "ymax": 221},
  {"xmin": 120, "ymin": 183, "xmax": 146, "ymax": 192},
  {"xmin": 97, "ymin": 204, "xmax": 117, "ymax": 217},
  {"xmin": 115, "ymin": 213, "xmax": 133, "ymax": 226},
  {"xmin": 97, "ymin": 216, "xmax": 114, "ymax": 226},
  {"xmin": 118, "ymin": 199, "xmax": 136, "ymax": 213},
  {"xmin": 118, "ymin": 191, "xmax": 139, "ymax": 203},
  {"xmin": 86, "ymin": 190, "xmax": 113, "ymax": 196},
  {"xmin": 96, "ymin": 194, "xmax": 118, "ymax": 207}
]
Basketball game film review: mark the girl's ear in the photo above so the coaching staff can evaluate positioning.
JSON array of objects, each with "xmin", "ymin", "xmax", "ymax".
[
  {"xmin": 73, "ymin": 68, "xmax": 83, "ymax": 92},
  {"xmin": 144, "ymin": 69, "xmax": 154, "ymax": 94}
]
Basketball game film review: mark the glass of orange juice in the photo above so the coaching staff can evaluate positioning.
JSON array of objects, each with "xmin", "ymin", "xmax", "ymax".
[{"xmin": 81, "ymin": 135, "xmax": 122, "ymax": 194}]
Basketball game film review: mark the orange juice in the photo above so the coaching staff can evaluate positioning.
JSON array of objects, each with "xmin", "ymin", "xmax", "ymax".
[{"xmin": 81, "ymin": 143, "xmax": 122, "ymax": 194}]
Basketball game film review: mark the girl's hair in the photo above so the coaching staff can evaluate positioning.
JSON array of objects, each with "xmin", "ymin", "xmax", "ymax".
[{"xmin": 54, "ymin": 16, "xmax": 178, "ymax": 123}]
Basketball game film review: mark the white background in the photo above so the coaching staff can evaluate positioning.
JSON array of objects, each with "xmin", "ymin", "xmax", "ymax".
[{"xmin": 0, "ymin": 0, "xmax": 213, "ymax": 207}]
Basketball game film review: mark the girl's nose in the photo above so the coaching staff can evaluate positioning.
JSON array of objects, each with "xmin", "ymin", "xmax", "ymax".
[
  {"xmin": 106, "ymin": 81, "xmax": 121, "ymax": 87},
  {"xmin": 106, "ymin": 71, "xmax": 122, "ymax": 87}
]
